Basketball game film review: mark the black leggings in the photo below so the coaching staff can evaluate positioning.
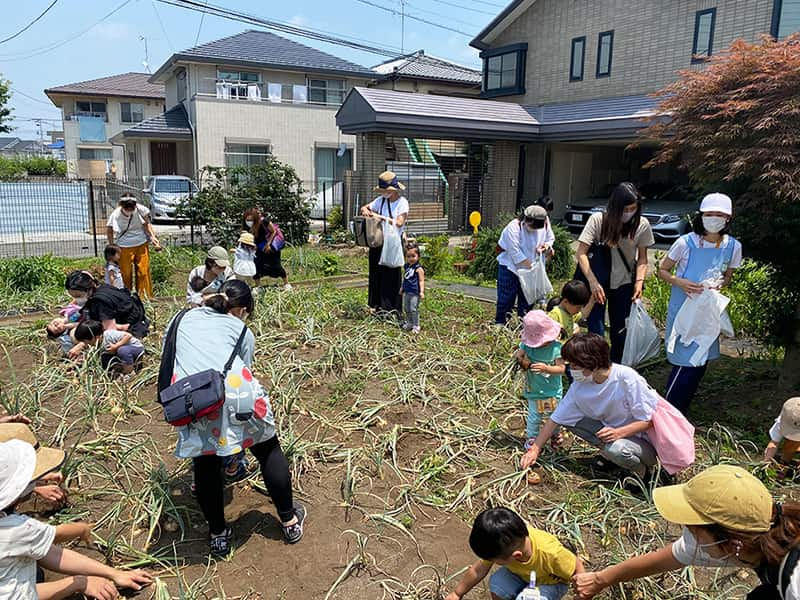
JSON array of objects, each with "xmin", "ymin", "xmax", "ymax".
[{"xmin": 193, "ymin": 436, "xmax": 294, "ymax": 534}]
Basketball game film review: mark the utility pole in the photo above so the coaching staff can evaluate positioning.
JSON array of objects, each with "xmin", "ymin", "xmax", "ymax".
[
  {"xmin": 400, "ymin": 0, "xmax": 406, "ymax": 53},
  {"xmin": 33, "ymin": 118, "xmax": 43, "ymax": 155}
]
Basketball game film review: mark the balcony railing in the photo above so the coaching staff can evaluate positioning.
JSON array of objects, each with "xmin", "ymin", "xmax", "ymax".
[
  {"xmin": 65, "ymin": 112, "xmax": 109, "ymax": 122},
  {"xmin": 199, "ymin": 78, "xmax": 346, "ymax": 107}
]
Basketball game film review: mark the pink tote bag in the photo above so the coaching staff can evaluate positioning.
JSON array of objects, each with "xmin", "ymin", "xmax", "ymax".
[{"xmin": 646, "ymin": 398, "xmax": 696, "ymax": 475}]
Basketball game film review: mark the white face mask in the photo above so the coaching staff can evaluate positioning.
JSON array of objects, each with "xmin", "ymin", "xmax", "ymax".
[
  {"xmin": 621, "ymin": 211, "xmax": 636, "ymax": 223},
  {"xmin": 570, "ymin": 367, "xmax": 590, "ymax": 382},
  {"xmin": 72, "ymin": 295, "xmax": 88, "ymax": 307},
  {"xmin": 702, "ymin": 216, "xmax": 727, "ymax": 233},
  {"xmin": 245, "ymin": 220, "xmax": 254, "ymax": 228}
]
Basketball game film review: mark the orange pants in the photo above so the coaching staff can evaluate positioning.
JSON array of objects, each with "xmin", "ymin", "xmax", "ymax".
[{"xmin": 119, "ymin": 243, "xmax": 152, "ymax": 298}]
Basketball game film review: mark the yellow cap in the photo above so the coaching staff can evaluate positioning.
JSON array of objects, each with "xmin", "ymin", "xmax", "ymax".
[{"xmin": 653, "ymin": 465, "xmax": 773, "ymax": 533}]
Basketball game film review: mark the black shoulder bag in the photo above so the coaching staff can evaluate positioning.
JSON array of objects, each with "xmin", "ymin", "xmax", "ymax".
[{"xmin": 157, "ymin": 309, "xmax": 248, "ymax": 426}]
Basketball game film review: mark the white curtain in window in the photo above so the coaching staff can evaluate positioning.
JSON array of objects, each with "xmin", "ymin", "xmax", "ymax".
[
  {"xmin": 293, "ymin": 85, "xmax": 308, "ymax": 103},
  {"xmin": 247, "ymin": 84, "xmax": 261, "ymax": 101},
  {"xmin": 268, "ymin": 83, "xmax": 282, "ymax": 103},
  {"xmin": 216, "ymin": 82, "xmax": 231, "ymax": 100}
]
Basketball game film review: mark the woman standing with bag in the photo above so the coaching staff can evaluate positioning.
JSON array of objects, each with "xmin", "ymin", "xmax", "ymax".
[
  {"xmin": 242, "ymin": 208, "xmax": 291, "ymax": 290},
  {"xmin": 106, "ymin": 193, "xmax": 161, "ymax": 298},
  {"xmin": 495, "ymin": 205, "xmax": 554, "ymax": 324},
  {"xmin": 159, "ymin": 280, "xmax": 305, "ymax": 556},
  {"xmin": 657, "ymin": 193, "xmax": 742, "ymax": 415},
  {"xmin": 360, "ymin": 171, "xmax": 409, "ymax": 315},
  {"xmin": 575, "ymin": 182, "xmax": 654, "ymax": 363}
]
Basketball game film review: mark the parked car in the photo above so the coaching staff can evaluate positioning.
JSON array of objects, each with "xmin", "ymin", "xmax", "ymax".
[
  {"xmin": 142, "ymin": 175, "xmax": 198, "ymax": 222},
  {"xmin": 563, "ymin": 185, "xmax": 698, "ymax": 243}
]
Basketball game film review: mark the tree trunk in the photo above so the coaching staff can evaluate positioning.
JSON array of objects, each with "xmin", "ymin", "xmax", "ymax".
[{"xmin": 781, "ymin": 300, "xmax": 800, "ymax": 390}]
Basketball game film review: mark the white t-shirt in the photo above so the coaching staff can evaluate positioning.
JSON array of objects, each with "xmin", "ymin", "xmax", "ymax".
[
  {"xmin": 104, "ymin": 329, "xmax": 144, "ymax": 350},
  {"xmin": 368, "ymin": 196, "xmax": 410, "ymax": 233},
  {"xmin": 185, "ymin": 265, "xmax": 234, "ymax": 306},
  {"xmin": 497, "ymin": 218, "xmax": 555, "ymax": 275},
  {"xmin": 107, "ymin": 205, "xmax": 151, "ymax": 248},
  {"xmin": 0, "ymin": 513, "xmax": 56, "ymax": 600},
  {"xmin": 667, "ymin": 233, "xmax": 743, "ymax": 279},
  {"xmin": 550, "ymin": 364, "xmax": 659, "ymax": 431}
]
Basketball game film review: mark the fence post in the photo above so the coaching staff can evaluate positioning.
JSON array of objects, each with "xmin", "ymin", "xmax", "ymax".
[
  {"xmin": 189, "ymin": 189, "xmax": 195, "ymax": 247},
  {"xmin": 322, "ymin": 181, "xmax": 328, "ymax": 236},
  {"xmin": 88, "ymin": 180, "xmax": 99, "ymax": 258}
]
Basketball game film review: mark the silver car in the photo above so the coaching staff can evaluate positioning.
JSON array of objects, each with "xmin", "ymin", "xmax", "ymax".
[{"xmin": 142, "ymin": 175, "xmax": 198, "ymax": 222}]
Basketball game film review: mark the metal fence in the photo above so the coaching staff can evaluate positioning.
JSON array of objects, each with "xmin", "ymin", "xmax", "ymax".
[{"xmin": 0, "ymin": 177, "xmax": 207, "ymax": 259}]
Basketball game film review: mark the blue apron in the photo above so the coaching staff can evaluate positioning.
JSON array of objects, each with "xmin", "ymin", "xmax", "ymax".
[{"xmin": 666, "ymin": 234, "xmax": 736, "ymax": 367}]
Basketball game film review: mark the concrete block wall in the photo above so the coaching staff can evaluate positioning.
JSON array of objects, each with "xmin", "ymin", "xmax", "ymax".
[{"xmin": 489, "ymin": 0, "xmax": 774, "ymax": 105}]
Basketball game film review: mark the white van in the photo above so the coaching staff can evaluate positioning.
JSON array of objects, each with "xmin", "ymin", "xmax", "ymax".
[{"xmin": 142, "ymin": 175, "xmax": 198, "ymax": 222}]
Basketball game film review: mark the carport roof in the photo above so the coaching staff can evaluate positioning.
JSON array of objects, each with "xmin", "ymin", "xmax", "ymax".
[
  {"xmin": 336, "ymin": 88, "xmax": 661, "ymax": 142},
  {"xmin": 114, "ymin": 105, "xmax": 192, "ymax": 140}
]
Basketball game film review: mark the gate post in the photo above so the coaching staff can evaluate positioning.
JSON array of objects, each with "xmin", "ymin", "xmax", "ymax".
[{"xmin": 88, "ymin": 180, "xmax": 99, "ymax": 257}]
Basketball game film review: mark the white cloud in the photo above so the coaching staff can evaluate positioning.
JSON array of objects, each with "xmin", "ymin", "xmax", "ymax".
[{"xmin": 91, "ymin": 22, "xmax": 133, "ymax": 42}]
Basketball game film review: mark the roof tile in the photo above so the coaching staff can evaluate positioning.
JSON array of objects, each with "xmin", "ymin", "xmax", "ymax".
[{"xmin": 45, "ymin": 72, "xmax": 164, "ymax": 99}]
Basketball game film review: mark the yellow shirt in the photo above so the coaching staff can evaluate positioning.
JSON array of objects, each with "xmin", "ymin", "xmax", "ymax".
[
  {"xmin": 482, "ymin": 526, "xmax": 576, "ymax": 585},
  {"xmin": 548, "ymin": 306, "xmax": 576, "ymax": 343}
]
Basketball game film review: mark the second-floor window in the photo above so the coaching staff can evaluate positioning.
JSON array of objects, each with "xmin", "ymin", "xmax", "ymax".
[
  {"xmin": 218, "ymin": 70, "xmax": 259, "ymax": 99},
  {"xmin": 78, "ymin": 148, "xmax": 112, "ymax": 160},
  {"xmin": 75, "ymin": 101, "xmax": 107, "ymax": 119},
  {"xmin": 596, "ymin": 30, "xmax": 614, "ymax": 77},
  {"xmin": 480, "ymin": 43, "xmax": 527, "ymax": 97},
  {"xmin": 308, "ymin": 79, "xmax": 346, "ymax": 106},
  {"xmin": 772, "ymin": 0, "xmax": 800, "ymax": 37},
  {"xmin": 692, "ymin": 8, "xmax": 716, "ymax": 62},
  {"xmin": 120, "ymin": 102, "xmax": 144, "ymax": 123},
  {"xmin": 225, "ymin": 143, "xmax": 270, "ymax": 168},
  {"xmin": 570, "ymin": 37, "xmax": 586, "ymax": 81}
]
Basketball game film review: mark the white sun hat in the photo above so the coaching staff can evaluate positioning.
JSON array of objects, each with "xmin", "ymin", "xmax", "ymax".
[{"xmin": 0, "ymin": 439, "xmax": 36, "ymax": 510}]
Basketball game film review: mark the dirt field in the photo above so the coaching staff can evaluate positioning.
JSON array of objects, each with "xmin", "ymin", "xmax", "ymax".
[{"xmin": 1, "ymin": 283, "xmax": 797, "ymax": 600}]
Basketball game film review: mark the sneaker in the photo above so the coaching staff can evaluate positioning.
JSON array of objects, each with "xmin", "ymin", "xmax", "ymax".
[
  {"xmin": 282, "ymin": 503, "xmax": 306, "ymax": 544},
  {"xmin": 283, "ymin": 283, "xmax": 293, "ymax": 291},
  {"xmin": 209, "ymin": 527, "xmax": 232, "ymax": 557},
  {"xmin": 224, "ymin": 458, "xmax": 250, "ymax": 484},
  {"xmin": 411, "ymin": 326, "xmax": 420, "ymax": 334}
]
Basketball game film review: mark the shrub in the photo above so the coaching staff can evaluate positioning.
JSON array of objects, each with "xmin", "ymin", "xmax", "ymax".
[
  {"xmin": 0, "ymin": 156, "xmax": 66, "ymax": 178},
  {"xmin": 417, "ymin": 235, "xmax": 453, "ymax": 278},
  {"xmin": 549, "ymin": 223, "xmax": 575, "ymax": 281},
  {"xmin": 321, "ymin": 254, "xmax": 339, "ymax": 276},
  {"xmin": 327, "ymin": 206, "xmax": 344, "ymax": 231},
  {"xmin": 0, "ymin": 255, "xmax": 64, "ymax": 292}
]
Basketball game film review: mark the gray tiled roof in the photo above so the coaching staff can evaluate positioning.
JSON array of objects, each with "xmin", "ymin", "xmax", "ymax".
[
  {"xmin": 0, "ymin": 137, "xmax": 20, "ymax": 150},
  {"xmin": 373, "ymin": 51, "xmax": 481, "ymax": 85},
  {"xmin": 120, "ymin": 105, "xmax": 192, "ymax": 139},
  {"xmin": 45, "ymin": 72, "xmax": 165, "ymax": 99},
  {"xmin": 155, "ymin": 30, "xmax": 375, "ymax": 79},
  {"xmin": 525, "ymin": 94, "xmax": 658, "ymax": 123}
]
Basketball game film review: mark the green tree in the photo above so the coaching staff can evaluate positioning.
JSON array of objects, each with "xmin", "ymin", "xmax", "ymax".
[
  {"xmin": 644, "ymin": 33, "xmax": 800, "ymax": 387},
  {"xmin": 0, "ymin": 77, "xmax": 13, "ymax": 134}
]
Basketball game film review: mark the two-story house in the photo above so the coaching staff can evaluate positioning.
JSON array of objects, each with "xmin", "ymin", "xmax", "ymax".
[
  {"xmin": 45, "ymin": 73, "xmax": 165, "ymax": 179},
  {"xmin": 110, "ymin": 30, "xmax": 480, "ymax": 204},
  {"xmin": 338, "ymin": 0, "xmax": 799, "ymax": 230}
]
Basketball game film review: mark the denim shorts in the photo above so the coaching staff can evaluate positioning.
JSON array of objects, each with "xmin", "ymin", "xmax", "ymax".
[{"xmin": 489, "ymin": 567, "xmax": 569, "ymax": 600}]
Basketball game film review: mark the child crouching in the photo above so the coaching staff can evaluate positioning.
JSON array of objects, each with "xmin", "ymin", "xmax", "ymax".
[
  {"xmin": 74, "ymin": 320, "xmax": 144, "ymax": 375},
  {"xmin": 764, "ymin": 396, "xmax": 800, "ymax": 479},
  {"xmin": 445, "ymin": 507, "xmax": 582, "ymax": 600}
]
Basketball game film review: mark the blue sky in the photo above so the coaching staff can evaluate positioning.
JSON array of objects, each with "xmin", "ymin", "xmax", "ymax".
[{"xmin": 2, "ymin": 0, "xmax": 496, "ymax": 139}]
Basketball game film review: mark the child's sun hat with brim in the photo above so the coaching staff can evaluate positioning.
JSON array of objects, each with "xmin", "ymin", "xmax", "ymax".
[
  {"xmin": 521, "ymin": 310, "xmax": 562, "ymax": 348},
  {"xmin": 779, "ymin": 397, "xmax": 800, "ymax": 442},
  {"xmin": 0, "ymin": 430, "xmax": 64, "ymax": 510},
  {"xmin": 238, "ymin": 232, "xmax": 256, "ymax": 247},
  {"xmin": 0, "ymin": 423, "xmax": 65, "ymax": 480}
]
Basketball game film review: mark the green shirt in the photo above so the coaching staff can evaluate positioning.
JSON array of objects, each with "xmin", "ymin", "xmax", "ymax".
[{"xmin": 520, "ymin": 341, "xmax": 563, "ymax": 399}]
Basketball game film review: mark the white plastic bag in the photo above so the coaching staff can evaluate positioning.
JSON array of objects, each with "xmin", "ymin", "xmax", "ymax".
[
  {"xmin": 378, "ymin": 221, "xmax": 404, "ymax": 268},
  {"xmin": 666, "ymin": 285, "xmax": 731, "ymax": 366},
  {"xmin": 517, "ymin": 254, "xmax": 553, "ymax": 304},
  {"xmin": 621, "ymin": 300, "xmax": 661, "ymax": 367}
]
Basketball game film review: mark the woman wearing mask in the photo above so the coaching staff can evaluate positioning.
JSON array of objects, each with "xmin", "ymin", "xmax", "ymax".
[
  {"xmin": 576, "ymin": 183, "xmax": 654, "ymax": 362},
  {"xmin": 186, "ymin": 246, "xmax": 235, "ymax": 306},
  {"xmin": 657, "ymin": 193, "xmax": 742, "ymax": 415},
  {"xmin": 521, "ymin": 333, "xmax": 660, "ymax": 479},
  {"xmin": 163, "ymin": 280, "xmax": 305, "ymax": 556},
  {"xmin": 495, "ymin": 204, "xmax": 555, "ymax": 324},
  {"xmin": 573, "ymin": 465, "xmax": 800, "ymax": 600},
  {"xmin": 360, "ymin": 171, "xmax": 409, "ymax": 315},
  {"xmin": 242, "ymin": 208, "xmax": 291, "ymax": 290},
  {"xmin": 106, "ymin": 193, "xmax": 161, "ymax": 298}
]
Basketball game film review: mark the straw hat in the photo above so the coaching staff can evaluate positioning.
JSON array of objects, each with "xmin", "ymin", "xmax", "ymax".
[
  {"xmin": 373, "ymin": 171, "xmax": 406, "ymax": 193},
  {"xmin": 238, "ymin": 232, "xmax": 256, "ymax": 247},
  {"xmin": 521, "ymin": 310, "xmax": 562, "ymax": 348},
  {"xmin": 779, "ymin": 397, "xmax": 800, "ymax": 441},
  {"xmin": 0, "ymin": 424, "xmax": 65, "ymax": 481},
  {"xmin": 0, "ymin": 426, "xmax": 65, "ymax": 509}
]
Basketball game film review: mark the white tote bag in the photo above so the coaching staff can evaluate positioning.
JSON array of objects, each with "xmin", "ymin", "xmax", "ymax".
[
  {"xmin": 621, "ymin": 300, "xmax": 662, "ymax": 367},
  {"xmin": 379, "ymin": 221, "xmax": 404, "ymax": 268},
  {"xmin": 517, "ymin": 254, "xmax": 553, "ymax": 304}
]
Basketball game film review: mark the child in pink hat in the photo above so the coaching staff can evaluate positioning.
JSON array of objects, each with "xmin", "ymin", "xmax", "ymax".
[{"xmin": 514, "ymin": 310, "xmax": 565, "ymax": 471}]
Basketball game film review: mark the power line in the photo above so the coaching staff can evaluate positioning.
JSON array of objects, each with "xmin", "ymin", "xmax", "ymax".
[
  {"xmin": 463, "ymin": 0, "xmax": 505, "ymax": 7},
  {"xmin": 151, "ymin": 0, "xmax": 174, "ymax": 50},
  {"xmin": 426, "ymin": 0, "xmax": 498, "ymax": 16},
  {"xmin": 11, "ymin": 88, "xmax": 55, "ymax": 107},
  {"xmin": 404, "ymin": 1, "xmax": 484, "ymax": 28},
  {"xmin": 194, "ymin": 0, "xmax": 209, "ymax": 46},
  {"xmin": 0, "ymin": 0, "xmax": 133, "ymax": 61},
  {"xmin": 354, "ymin": 0, "xmax": 475, "ymax": 36},
  {"xmin": 0, "ymin": 0, "xmax": 60, "ymax": 45}
]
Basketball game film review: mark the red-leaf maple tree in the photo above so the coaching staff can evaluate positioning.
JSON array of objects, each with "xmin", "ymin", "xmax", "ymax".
[{"xmin": 644, "ymin": 34, "xmax": 800, "ymax": 387}]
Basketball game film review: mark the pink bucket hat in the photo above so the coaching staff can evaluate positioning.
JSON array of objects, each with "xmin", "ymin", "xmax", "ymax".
[{"xmin": 521, "ymin": 310, "xmax": 562, "ymax": 348}]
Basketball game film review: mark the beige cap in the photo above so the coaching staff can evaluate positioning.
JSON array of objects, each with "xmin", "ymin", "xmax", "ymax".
[
  {"xmin": 779, "ymin": 397, "xmax": 800, "ymax": 442},
  {"xmin": 206, "ymin": 246, "xmax": 230, "ymax": 268},
  {"xmin": 653, "ymin": 465, "xmax": 773, "ymax": 533}
]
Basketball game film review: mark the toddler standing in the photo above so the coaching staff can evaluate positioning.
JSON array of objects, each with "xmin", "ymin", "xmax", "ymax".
[
  {"xmin": 514, "ymin": 310, "xmax": 565, "ymax": 469},
  {"xmin": 400, "ymin": 245, "xmax": 425, "ymax": 333},
  {"xmin": 104, "ymin": 244, "xmax": 124, "ymax": 289},
  {"xmin": 233, "ymin": 232, "xmax": 258, "ymax": 285}
]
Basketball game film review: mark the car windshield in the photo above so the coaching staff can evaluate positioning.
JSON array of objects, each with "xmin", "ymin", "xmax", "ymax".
[{"xmin": 154, "ymin": 179, "xmax": 190, "ymax": 193}]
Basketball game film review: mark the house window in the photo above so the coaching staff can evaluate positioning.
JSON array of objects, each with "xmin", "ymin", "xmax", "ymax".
[
  {"xmin": 75, "ymin": 101, "xmax": 107, "ymax": 119},
  {"xmin": 217, "ymin": 70, "xmax": 259, "ymax": 99},
  {"xmin": 596, "ymin": 30, "xmax": 614, "ymax": 77},
  {"xmin": 692, "ymin": 8, "xmax": 716, "ymax": 62},
  {"xmin": 772, "ymin": 0, "xmax": 800, "ymax": 37},
  {"xmin": 480, "ymin": 43, "xmax": 527, "ymax": 98},
  {"xmin": 224, "ymin": 143, "xmax": 270, "ymax": 168},
  {"xmin": 307, "ymin": 79, "xmax": 346, "ymax": 106},
  {"xmin": 120, "ymin": 102, "xmax": 144, "ymax": 123},
  {"xmin": 315, "ymin": 147, "xmax": 353, "ymax": 191},
  {"xmin": 176, "ymin": 68, "xmax": 187, "ymax": 102},
  {"xmin": 570, "ymin": 37, "xmax": 586, "ymax": 81},
  {"xmin": 78, "ymin": 148, "xmax": 113, "ymax": 160}
]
